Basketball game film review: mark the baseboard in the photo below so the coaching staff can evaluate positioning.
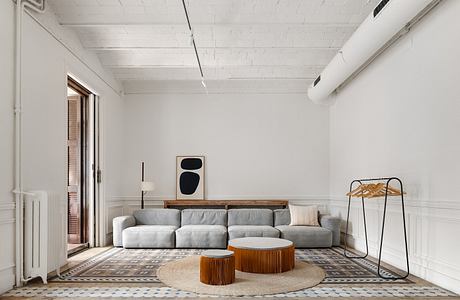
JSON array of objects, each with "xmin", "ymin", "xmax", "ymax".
[{"xmin": 0, "ymin": 266, "xmax": 14, "ymax": 295}]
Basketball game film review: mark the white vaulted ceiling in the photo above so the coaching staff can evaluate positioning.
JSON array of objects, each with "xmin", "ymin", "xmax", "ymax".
[{"xmin": 47, "ymin": 0, "xmax": 379, "ymax": 93}]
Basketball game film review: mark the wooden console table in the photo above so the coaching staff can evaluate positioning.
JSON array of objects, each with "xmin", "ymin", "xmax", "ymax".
[{"xmin": 163, "ymin": 200, "xmax": 288, "ymax": 209}]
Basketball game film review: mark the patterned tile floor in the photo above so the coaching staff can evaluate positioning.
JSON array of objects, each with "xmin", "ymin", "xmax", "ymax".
[
  {"xmin": 2, "ymin": 285, "xmax": 456, "ymax": 298},
  {"xmin": 50, "ymin": 247, "xmax": 411, "ymax": 284},
  {"xmin": 1, "ymin": 247, "xmax": 458, "ymax": 299}
]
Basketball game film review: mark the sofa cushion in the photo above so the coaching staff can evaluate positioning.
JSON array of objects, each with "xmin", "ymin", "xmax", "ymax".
[
  {"xmin": 133, "ymin": 209, "xmax": 180, "ymax": 226},
  {"xmin": 228, "ymin": 209, "xmax": 273, "ymax": 226},
  {"xmin": 122, "ymin": 225, "xmax": 177, "ymax": 248},
  {"xmin": 289, "ymin": 205, "xmax": 320, "ymax": 226},
  {"xmin": 181, "ymin": 209, "xmax": 227, "ymax": 226},
  {"xmin": 276, "ymin": 225, "xmax": 332, "ymax": 248},
  {"xmin": 275, "ymin": 208, "xmax": 322, "ymax": 226},
  {"xmin": 274, "ymin": 209, "xmax": 291, "ymax": 226},
  {"xmin": 228, "ymin": 225, "xmax": 279, "ymax": 239},
  {"xmin": 175, "ymin": 225, "xmax": 227, "ymax": 248}
]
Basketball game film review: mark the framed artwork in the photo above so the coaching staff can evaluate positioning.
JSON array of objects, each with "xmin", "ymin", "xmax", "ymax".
[{"xmin": 176, "ymin": 156, "xmax": 205, "ymax": 200}]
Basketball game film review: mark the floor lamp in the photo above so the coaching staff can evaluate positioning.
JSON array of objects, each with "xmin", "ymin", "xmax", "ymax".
[{"xmin": 140, "ymin": 161, "xmax": 155, "ymax": 209}]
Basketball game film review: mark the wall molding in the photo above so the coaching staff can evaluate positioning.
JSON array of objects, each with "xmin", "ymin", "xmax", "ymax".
[
  {"xmin": 0, "ymin": 219, "xmax": 15, "ymax": 225},
  {"xmin": 107, "ymin": 200, "xmax": 124, "ymax": 208},
  {"xmin": 0, "ymin": 264, "xmax": 15, "ymax": 273},
  {"xmin": 0, "ymin": 202, "xmax": 15, "ymax": 211},
  {"xmin": 329, "ymin": 195, "xmax": 460, "ymax": 211}
]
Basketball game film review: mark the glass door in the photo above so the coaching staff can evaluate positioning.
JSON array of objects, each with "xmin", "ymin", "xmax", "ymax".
[{"xmin": 67, "ymin": 77, "xmax": 95, "ymax": 255}]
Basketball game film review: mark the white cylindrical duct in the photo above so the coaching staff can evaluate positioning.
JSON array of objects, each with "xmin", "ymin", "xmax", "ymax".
[{"xmin": 308, "ymin": 0, "xmax": 436, "ymax": 104}]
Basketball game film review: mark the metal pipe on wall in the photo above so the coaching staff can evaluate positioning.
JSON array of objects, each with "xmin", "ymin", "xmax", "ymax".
[{"xmin": 13, "ymin": 0, "xmax": 46, "ymax": 288}]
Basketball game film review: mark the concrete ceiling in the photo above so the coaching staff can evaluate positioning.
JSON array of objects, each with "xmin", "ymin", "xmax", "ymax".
[{"xmin": 47, "ymin": 0, "xmax": 379, "ymax": 93}]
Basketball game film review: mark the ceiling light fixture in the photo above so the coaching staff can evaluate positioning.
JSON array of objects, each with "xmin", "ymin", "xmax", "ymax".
[{"xmin": 181, "ymin": 0, "xmax": 207, "ymax": 91}]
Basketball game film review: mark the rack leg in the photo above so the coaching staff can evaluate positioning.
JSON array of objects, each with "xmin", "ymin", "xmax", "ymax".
[{"xmin": 377, "ymin": 178, "xmax": 409, "ymax": 279}]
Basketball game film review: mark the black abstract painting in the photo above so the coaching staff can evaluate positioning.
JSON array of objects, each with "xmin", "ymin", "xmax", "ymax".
[{"xmin": 176, "ymin": 156, "xmax": 204, "ymax": 199}]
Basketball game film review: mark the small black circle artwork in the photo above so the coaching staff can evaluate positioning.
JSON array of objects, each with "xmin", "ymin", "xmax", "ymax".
[{"xmin": 180, "ymin": 171, "xmax": 200, "ymax": 195}]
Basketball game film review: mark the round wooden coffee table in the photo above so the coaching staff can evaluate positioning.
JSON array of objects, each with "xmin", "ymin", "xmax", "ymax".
[
  {"xmin": 228, "ymin": 237, "xmax": 295, "ymax": 274},
  {"xmin": 200, "ymin": 250, "xmax": 235, "ymax": 285}
]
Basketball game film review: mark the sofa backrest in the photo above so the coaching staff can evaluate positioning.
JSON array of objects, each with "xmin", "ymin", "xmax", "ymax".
[
  {"xmin": 133, "ymin": 209, "xmax": 181, "ymax": 226},
  {"xmin": 228, "ymin": 208, "xmax": 273, "ymax": 226},
  {"xmin": 274, "ymin": 209, "xmax": 291, "ymax": 226},
  {"xmin": 181, "ymin": 209, "xmax": 227, "ymax": 226}
]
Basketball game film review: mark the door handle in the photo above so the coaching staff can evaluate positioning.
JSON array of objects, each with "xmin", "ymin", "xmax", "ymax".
[{"xmin": 97, "ymin": 169, "xmax": 102, "ymax": 183}]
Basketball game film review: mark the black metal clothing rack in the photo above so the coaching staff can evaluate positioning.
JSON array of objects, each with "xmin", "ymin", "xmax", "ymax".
[{"xmin": 344, "ymin": 177, "xmax": 409, "ymax": 279}]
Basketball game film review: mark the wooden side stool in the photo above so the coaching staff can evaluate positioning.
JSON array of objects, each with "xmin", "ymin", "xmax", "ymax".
[{"xmin": 200, "ymin": 250, "xmax": 235, "ymax": 285}]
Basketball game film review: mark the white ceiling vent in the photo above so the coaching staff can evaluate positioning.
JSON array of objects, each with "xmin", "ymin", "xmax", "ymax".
[{"xmin": 308, "ymin": 0, "xmax": 441, "ymax": 104}]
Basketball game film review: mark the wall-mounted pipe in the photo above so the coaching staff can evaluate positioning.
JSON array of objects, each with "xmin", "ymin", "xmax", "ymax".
[
  {"xmin": 307, "ymin": 0, "xmax": 441, "ymax": 104},
  {"xmin": 13, "ymin": 0, "xmax": 46, "ymax": 288}
]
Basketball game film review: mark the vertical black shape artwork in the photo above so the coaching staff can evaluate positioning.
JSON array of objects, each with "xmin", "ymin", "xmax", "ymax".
[{"xmin": 176, "ymin": 156, "xmax": 205, "ymax": 200}]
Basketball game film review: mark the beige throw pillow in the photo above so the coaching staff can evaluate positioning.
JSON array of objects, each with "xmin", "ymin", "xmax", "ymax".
[{"xmin": 289, "ymin": 205, "xmax": 320, "ymax": 226}]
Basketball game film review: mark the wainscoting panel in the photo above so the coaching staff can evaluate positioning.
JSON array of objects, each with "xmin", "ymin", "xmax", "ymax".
[
  {"xmin": 329, "ymin": 196, "xmax": 460, "ymax": 294},
  {"xmin": 0, "ymin": 202, "xmax": 16, "ymax": 294},
  {"xmin": 107, "ymin": 201, "xmax": 123, "ymax": 235}
]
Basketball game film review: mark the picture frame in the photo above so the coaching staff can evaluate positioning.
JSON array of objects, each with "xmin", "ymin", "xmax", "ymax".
[{"xmin": 176, "ymin": 156, "xmax": 205, "ymax": 200}]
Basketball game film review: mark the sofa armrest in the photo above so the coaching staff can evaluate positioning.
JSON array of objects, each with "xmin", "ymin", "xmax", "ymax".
[
  {"xmin": 113, "ymin": 215, "xmax": 135, "ymax": 247},
  {"xmin": 319, "ymin": 215, "xmax": 341, "ymax": 246}
]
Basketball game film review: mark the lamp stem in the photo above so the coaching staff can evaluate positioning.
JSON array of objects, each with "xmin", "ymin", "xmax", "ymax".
[{"xmin": 141, "ymin": 161, "xmax": 145, "ymax": 209}]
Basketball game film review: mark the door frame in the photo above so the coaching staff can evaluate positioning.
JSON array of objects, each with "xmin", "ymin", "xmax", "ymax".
[{"xmin": 67, "ymin": 75, "xmax": 103, "ymax": 249}]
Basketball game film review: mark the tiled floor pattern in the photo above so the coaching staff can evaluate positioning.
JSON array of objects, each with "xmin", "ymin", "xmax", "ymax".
[
  {"xmin": 3, "ymin": 285, "xmax": 455, "ymax": 298},
  {"xmin": 2, "ymin": 248, "xmax": 458, "ymax": 298},
  {"xmin": 51, "ymin": 247, "xmax": 409, "ymax": 284}
]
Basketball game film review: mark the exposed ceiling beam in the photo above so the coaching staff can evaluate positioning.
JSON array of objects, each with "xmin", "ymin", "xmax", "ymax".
[
  {"xmin": 226, "ymin": 77, "xmax": 316, "ymax": 80},
  {"xmin": 122, "ymin": 79, "xmax": 313, "ymax": 95},
  {"xmin": 85, "ymin": 46, "xmax": 341, "ymax": 51},
  {"xmin": 59, "ymin": 22, "xmax": 362, "ymax": 27},
  {"xmin": 104, "ymin": 64, "xmax": 327, "ymax": 69}
]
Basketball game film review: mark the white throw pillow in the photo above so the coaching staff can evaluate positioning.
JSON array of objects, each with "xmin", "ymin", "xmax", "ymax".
[{"xmin": 289, "ymin": 205, "xmax": 320, "ymax": 226}]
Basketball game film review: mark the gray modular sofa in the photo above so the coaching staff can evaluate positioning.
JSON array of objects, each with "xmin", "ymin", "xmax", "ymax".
[
  {"xmin": 113, "ymin": 208, "xmax": 340, "ymax": 249},
  {"xmin": 227, "ymin": 209, "xmax": 280, "ymax": 239},
  {"xmin": 114, "ymin": 209, "xmax": 180, "ymax": 248},
  {"xmin": 176, "ymin": 209, "xmax": 228, "ymax": 248}
]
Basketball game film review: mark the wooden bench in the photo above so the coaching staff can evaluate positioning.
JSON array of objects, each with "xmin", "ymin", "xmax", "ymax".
[{"xmin": 163, "ymin": 200, "xmax": 288, "ymax": 210}]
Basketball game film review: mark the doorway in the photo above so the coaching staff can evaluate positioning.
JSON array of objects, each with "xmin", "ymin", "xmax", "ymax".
[{"xmin": 67, "ymin": 77, "xmax": 98, "ymax": 256}]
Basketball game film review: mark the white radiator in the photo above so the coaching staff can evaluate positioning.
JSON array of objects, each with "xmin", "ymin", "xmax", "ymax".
[{"xmin": 23, "ymin": 191, "xmax": 48, "ymax": 284}]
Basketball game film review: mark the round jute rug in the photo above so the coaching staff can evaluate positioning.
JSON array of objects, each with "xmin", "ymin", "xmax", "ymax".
[{"xmin": 157, "ymin": 256, "xmax": 325, "ymax": 296}]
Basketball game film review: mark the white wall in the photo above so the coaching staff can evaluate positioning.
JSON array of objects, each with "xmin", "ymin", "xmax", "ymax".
[
  {"xmin": 116, "ymin": 92, "xmax": 329, "ymax": 216},
  {"xmin": 329, "ymin": 0, "xmax": 460, "ymax": 294},
  {"xmin": 0, "ymin": 2, "xmax": 124, "ymax": 293}
]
